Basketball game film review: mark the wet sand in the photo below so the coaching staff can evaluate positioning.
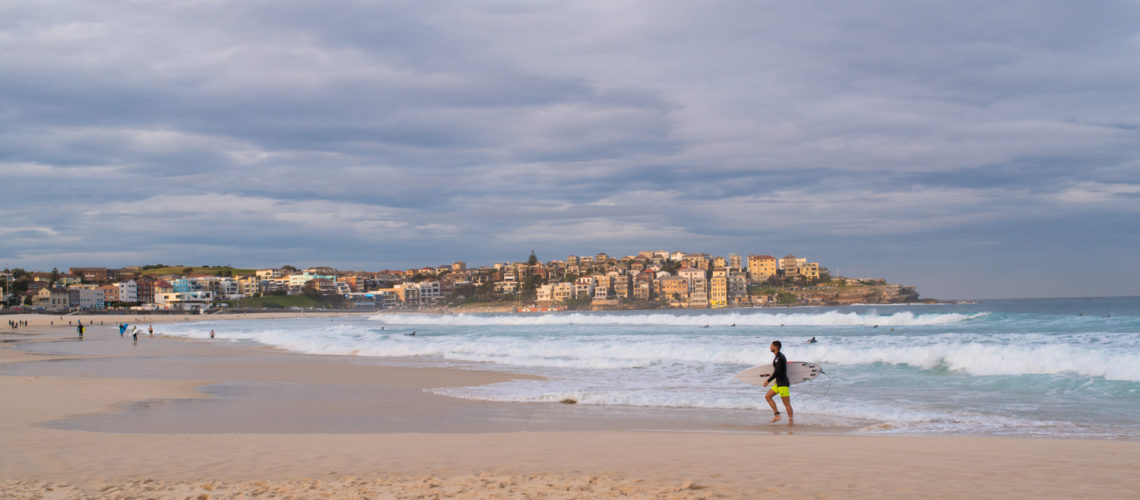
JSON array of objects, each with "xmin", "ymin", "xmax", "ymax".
[{"xmin": 2, "ymin": 314, "xmax": 1139, "ymax": 498}]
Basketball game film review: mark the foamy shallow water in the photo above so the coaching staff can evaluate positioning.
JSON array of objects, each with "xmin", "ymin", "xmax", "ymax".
[{"xmin": 162, "ymin": 297, "xmax": 1140, "ymax": 439}]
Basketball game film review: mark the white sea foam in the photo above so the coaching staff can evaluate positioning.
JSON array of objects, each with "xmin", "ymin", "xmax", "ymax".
[
  {"xmin": 810, "ymin": 343, "xmax": 1140, "ymax": 381},
  {"xmin": 161, "ymin": 320, "xmax": 1140, "ymax": 381},
  {"xmin": 370, "ymin": 310, "xmax": 988, "ymax": 327}
]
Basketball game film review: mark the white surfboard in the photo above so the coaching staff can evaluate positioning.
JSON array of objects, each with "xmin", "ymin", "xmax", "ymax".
[{"xmin": 734, "ymin": 361, "xmax": 821, "ymax": 386}]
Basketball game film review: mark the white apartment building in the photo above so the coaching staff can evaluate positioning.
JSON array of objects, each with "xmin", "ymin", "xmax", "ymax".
[
  {"xmin": 574, "ymin": 276, "xmax": 596, "ymax": 298},
  {"xmin": 494, "ymin": 281, "xmax": 519, "ymax": 294},
  {"xmin": 213, "ymin": 277, "xmax": 243, "ymax": 299},
  {"xmin": 156, "ymin": 291, "xmax": 214, "ymax": 311},
  {"xmin": 689, "ymin": 278, "xmax": 709, "ymax": 308},
  {"xmin": 116, "ymin": 280, "xmax": 138, "ymax": 303},
  {"xmin": 536, "ymin": 284, "xmax": 554, "ymax": 303},
  {"xmin": 415, "ymin": 281, "xmax": 441, "ymax": 303},
  {"xmin": 256, "ymin": 268, "xmax": 285, "ymax": 279}
]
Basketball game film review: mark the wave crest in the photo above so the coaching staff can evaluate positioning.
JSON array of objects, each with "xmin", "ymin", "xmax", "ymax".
[{"xmin": 370, "ymin": 311, "xmax": 987, "ymax": 327}]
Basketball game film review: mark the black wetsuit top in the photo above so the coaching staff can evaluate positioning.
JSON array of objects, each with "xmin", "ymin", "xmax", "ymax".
[{"xmin": 766, "ymin": 351, "xmax": 789, "ymax": 387}]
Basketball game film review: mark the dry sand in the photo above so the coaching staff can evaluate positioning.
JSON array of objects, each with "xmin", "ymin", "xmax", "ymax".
[{"xmin": 2, "ymin": 313, "xmax": 1139, "ymax": 499}]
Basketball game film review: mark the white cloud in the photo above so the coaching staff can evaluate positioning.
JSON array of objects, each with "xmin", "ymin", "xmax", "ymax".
[{"xmin": 1056, "ymin": 182, "xmax": 1140, "ymax": 205}]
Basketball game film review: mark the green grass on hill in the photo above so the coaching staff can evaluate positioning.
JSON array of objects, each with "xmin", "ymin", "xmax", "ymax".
[
  {"xmin": 229, "ymin": 295, "xmax": 323, "ymax": 309},
  {"xmin": 139, "ymin": 265, "xmax": 257, "ymax": 277}
]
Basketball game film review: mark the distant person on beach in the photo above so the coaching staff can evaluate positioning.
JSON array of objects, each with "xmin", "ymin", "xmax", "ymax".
[
  {"xmin": 148, "ymin": 325, "xmax": 154, "ymax": 336},
  {"xmin": 764, "ymin": 340, "xmax": 793, "ymax": 425},
  {"xmin": 210, "ymin": 329, "xmax": 215, "ymax": 339}
]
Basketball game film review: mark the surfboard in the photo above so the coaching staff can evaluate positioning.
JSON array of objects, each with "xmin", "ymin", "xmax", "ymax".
[{"xmin": 734, "ymin": 362, "xmax": 821, "ymax": 386}]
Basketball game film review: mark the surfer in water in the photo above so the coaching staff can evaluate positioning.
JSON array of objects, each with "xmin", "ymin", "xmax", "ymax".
[{"xmin": 763, "ymin": 340, "xmax": 793, "ymax": 424}]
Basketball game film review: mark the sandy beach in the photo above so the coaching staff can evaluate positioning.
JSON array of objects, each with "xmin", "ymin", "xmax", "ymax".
[{"xmin": 2, "ymin": 313, "xmax": 1139, "ymax": 499}]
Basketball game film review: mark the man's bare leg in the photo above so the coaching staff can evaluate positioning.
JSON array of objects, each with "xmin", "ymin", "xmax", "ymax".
[
  {"xmin": 765, "ymin": 389, "xmax": 782, "ymax": 422},
  {"xmin": 781, "ymin": 396, "xmax": 793, "ymax": 425}
]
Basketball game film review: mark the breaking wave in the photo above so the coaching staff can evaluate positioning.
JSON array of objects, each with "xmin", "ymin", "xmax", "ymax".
[
  {"xmin": 370, "ymin": 310, "xmax": 987, "ymax": 327},
  {"xmin": 161, "ymin": 323, "xmax": 1140, "ymax": 381}
]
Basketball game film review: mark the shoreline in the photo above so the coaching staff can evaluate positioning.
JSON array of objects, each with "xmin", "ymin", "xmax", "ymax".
[
  {"xmin": 1, "ymin": 296, "xmax": 965, "ymax": 320},
  {"xmin": 3, "ymin": 315, "xmax": 1139, "ymax": 498}
]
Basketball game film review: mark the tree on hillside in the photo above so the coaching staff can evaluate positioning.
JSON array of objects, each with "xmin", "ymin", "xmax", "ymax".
[
  {"xmin": 521, "ymin": 274, "xmax": 543, "ymax": 301},
  {"xmin": 49, "ymin": 267, "xmax": 59, "ymax": 287},
  {"xmin": 527, "ymin": 251, "xmax": 539, "ymax": 266}
]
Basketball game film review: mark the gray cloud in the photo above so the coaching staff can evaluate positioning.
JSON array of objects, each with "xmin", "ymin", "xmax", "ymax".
[{"xmin": 2, "ymin": 0, "xmax": 1139, "ymax": 298}]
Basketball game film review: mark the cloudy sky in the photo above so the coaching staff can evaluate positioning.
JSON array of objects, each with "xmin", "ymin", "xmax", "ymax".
[{"xmin": 2, "ymin": 1, "xmax": 1139, "ymax": 299}]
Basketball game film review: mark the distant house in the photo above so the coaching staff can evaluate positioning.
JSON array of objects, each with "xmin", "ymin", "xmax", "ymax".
[
  {"xmin": 97, "ymin": 284, "xmax": 119, "ymax": 304},
  {"xmin": 677, "ymin": 266, "xmax": 705, "ymax": 283},
  {"xmin": 256, "ymin": 268, "xmax": 285, "ymax": 280},
  {"xmin": 688, "ymin": 278, "xmax": 709, "ymax": 308},
  {"xmin": 34, "ymin": 288, "xmax": 70, "ymax": 310},
  {"xmin": 69, "ymin": 267, "xmax": 109, "ymax": 283},
  {"xmin": 612, "ymin": 275, "xmax": 631, "ymax": 299},
  {"xmin": 552, "ymin": 282, "xmax": 576, "ymax": 303},
  {"xmin": 135, "ymin": 278, "xmax": 156, "ymax": 305},
  {"xmin": 306, "ymin": 278, "xmax": 337, "ymax": 296},
  {"xmin": 574, "ymin": 276, "xmax": 596, "ymax": 299},
  {"xmin": 153, "ymin": 280, "xmax": 174, "ymax": 295}
]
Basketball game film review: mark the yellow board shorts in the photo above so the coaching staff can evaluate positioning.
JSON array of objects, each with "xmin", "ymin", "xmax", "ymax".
[{"xmin": 770, "ymin": 385, "xmax": 789, "ymax": 397}]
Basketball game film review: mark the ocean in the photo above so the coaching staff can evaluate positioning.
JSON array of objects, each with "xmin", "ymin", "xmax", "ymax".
[{"xmin": 162, "ymin": 296, "xmax": 1140, "ymax": 439}]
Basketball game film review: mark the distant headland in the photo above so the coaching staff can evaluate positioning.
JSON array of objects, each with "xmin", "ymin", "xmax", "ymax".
[{"xmin": 2, "ymin": 250, "xmax": 925, "ymax": 313}]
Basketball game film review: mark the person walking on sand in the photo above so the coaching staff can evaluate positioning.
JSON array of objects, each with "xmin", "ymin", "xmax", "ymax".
[
  {"xmin": 210, "ymin": 329, "xmax": 215, "ymax": 339},
  {"xmin": 148, "ymin": 324, "xmax": 153, "ymax": 336},
  {"xmin": 764, "ymin": 340, "xmax": 793, "ymax": 425}
]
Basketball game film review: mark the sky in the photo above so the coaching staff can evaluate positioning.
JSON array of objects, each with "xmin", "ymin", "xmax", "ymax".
[{"xmin": 2, "ymin": 1, "xmax": 1139, "ymax": 300}]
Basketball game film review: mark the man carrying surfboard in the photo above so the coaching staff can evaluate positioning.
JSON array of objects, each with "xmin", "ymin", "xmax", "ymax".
[{"xmin": 764, "ymin": 340, "xmax": 793, "ymax": 424}]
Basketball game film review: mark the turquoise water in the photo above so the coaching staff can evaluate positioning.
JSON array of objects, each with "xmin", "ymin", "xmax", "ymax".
[{"xmin": 164, "ymin": 296, "xmax": 1140, "ymax": 439}]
